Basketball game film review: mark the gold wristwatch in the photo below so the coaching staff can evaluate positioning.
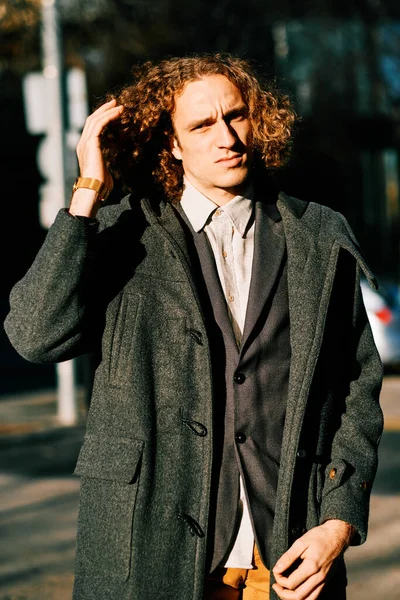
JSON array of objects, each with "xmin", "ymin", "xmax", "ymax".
[{"xmin": 71, "ymin": 177, "xmax": 111, "ymax": 202}]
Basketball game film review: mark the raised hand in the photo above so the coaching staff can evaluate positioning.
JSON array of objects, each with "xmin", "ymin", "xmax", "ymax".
[{"xmin": 70, "ymin": 98, "xmax": 124, "ymax": 217}]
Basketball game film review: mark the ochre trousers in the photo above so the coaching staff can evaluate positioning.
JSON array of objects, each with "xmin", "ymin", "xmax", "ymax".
[{"xmin": 203, "ymin": 544, "xmax": 270, "ymax": 600}]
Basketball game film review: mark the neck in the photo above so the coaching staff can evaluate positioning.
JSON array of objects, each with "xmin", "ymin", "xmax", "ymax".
[{"xmin": 184, "ymin": 176, "xmax": 251, "ymax": 206}]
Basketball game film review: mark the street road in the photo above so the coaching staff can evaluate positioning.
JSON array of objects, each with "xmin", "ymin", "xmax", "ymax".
[
  {"xmin": 0, "ymin": 377, "xmax": 399, "ymax": 600},
  {"xmin": 346, "ymin": 375, "xmax": 400, "ymax": 599},
  {"xmin": 0, "ymin": 426, "xmax": 83, "ymax": 600}
]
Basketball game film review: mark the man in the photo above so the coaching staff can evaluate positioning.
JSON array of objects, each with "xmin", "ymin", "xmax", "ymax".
[{"xmin": 4, "ymin": 54, "xmax": 383, "ymax": 600}]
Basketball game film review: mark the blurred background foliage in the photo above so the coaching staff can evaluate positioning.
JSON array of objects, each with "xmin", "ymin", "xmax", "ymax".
[{"xmin": 1, "ymin": 0, "xmax": 400, "ymax": 390}]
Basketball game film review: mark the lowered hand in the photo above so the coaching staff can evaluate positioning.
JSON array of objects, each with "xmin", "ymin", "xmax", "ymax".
[{"xmin": 272, "ymin": 519, "xmax": 354, "ymax": 600}]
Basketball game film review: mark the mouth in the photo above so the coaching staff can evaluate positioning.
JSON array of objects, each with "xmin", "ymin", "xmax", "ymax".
[{"xmin": 216, "ymin": 154, "xmax": 243, "ymax": 167}]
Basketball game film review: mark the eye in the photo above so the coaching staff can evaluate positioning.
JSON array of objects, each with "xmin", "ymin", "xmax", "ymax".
[
  {"xmin": 193, "ymin": 122, "xmax": 210, "ymax": 131},
  {"xmin": 229, "ymin": 111, "xmax": 246, "ymax": 122}
]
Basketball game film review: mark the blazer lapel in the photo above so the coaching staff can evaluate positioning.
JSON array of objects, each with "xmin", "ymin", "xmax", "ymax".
[
  {"xmin": 176, "ymin": 204, "xmax": 239, "ymax": 358},
  {"xmin": 241, "ymin": 199, "xmax": 286, "ymax": 354}
]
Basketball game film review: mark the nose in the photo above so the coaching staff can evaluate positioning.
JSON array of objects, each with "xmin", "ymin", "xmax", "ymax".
[{"xmin": 215, "ymin": 120, "xmax": 237, "ymax": 148}]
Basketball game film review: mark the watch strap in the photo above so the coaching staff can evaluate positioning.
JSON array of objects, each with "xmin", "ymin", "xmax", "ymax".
[{"xmin": 72, "ymin": 177, "xmax": 111, "ymax": 202}]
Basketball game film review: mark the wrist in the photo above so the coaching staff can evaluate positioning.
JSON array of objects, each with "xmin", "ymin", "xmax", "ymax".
[
  {"xmin": 69, "ymin": 188, "xmax": 102, "ymax": 218},
  {"xmin": 69, "ymin": 175, "xmax": 112, "ymax": 218},
  {"xmin": 72, "ymin": 176, "xmax": 111, "ymax": 202},
  {"xmin": 321, "ymin": 519, "xmax": 355, "ymax": 548}
]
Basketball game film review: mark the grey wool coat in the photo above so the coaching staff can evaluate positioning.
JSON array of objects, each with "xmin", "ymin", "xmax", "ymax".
[{"xmin": 4, "ymin": 191, "xmax": 384, "ymax": 600}]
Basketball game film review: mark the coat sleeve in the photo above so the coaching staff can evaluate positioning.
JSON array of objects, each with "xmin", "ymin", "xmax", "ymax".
[
  {"xmin": 4, "ymin": 209, "xmax": 102, "ymax": 364},
  {"xmin": 318, "ymin": 262, "xmax": 384, "ymax": 545}
]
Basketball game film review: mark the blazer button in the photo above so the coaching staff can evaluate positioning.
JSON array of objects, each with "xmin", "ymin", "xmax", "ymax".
[
  {"xmin": 233, "ymin": 373, "xmax": 246, "ymax": 384},
  {"xmin": 235, "ymin": 432, "xmax": 247, "ymax": 444},
  {"xmin": 291, "ymin": 525, "xmax": 306, "ymax": 538}
]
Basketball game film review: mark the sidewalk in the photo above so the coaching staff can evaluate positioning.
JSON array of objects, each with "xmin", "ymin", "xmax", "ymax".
[
  {"xmin": 0, "ymin": 376, "xmax": 399, "ymax": 600},
  {"xmin": 0, "ymin": 387, "xmax": 87, "ymax": 443},
  {"xmin": 0, "ymin": 388, "xmax": 87, "ymax": 600},
  {"xmin": 379, "ymin": 374, "xmax": 400, "ymax": 429}
]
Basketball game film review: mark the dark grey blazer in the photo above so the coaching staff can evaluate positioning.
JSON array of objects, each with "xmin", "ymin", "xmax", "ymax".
[
  {"xmin": 4, "ymin": 191, "xmax": 384, "ymax": 600},
  {"xmin": 179, "ymin": 198, "xmax": 290, "ymax": 571}
]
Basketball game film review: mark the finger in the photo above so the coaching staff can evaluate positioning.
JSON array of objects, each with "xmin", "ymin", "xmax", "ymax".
[
  {"xmin": 272, "ymin": 583, "xmax": 325, "ymax": 600},
  {"xmin": 81, "ymin": 106, "xmax": 124, "ymax": 139},
  {"xmin": 91, "ymin": 98, "xmax": 118, "ymax": 115},
  {"xmin": 273, "ymin": 539, "xmax": 306, "ymax": 574},
  {"xmin": 80, "ymin": 105, "xmax": 124, "ymax": 142},
  {"xmin": 272, "ymin": 574, "xmax": 325, "ymax": 600},
  {"xmin": 80, "ymin": 100, "xmax": 118, "ymax": 132},
  {"xmin": 77, "ymin": 110, "xmax": 124, "ymax": 161},
  {"xmin": 274, "ymin": 557, "xmax": 320, "ymax": 590},
  {"xmin": 305, "ymin": 581, "xmax": 325, "ymax": 600}
]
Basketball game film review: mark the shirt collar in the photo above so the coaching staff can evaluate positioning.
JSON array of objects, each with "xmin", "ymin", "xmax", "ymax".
[{"xmin": 180, "ymin": 177, "xmax": 254, "ymax": 236}]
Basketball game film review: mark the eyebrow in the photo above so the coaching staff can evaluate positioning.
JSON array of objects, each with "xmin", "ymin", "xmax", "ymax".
[
  {"xmin": 186, "ymin": 104, "xmax": 248, "ymax": 131},
  {"xmin": 186, "ymin": 117, "xmax": 215, "ymax": 131}
]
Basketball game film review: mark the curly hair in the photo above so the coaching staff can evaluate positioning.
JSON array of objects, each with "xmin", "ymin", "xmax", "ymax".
[{"xmin": 100, "ymin": 53, "xmax": 297, "ymax": 203}]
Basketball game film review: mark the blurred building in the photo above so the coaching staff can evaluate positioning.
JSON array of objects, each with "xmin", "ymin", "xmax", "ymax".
[{"xmin": 272, "ymin": 18, "xmax": 400, "ymax": 279}]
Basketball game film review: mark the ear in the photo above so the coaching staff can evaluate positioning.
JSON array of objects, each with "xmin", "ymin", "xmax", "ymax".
[{"xmin": 170, "ymin": 136, "xmax": 182, "ymax": 161}]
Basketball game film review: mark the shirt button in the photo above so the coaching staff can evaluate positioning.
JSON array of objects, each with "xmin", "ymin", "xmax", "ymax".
[
  {"xmin": 235, "ymin": 432, "xmax": 246, "ymax": 444},
  {"xmin": 233, "ymin": 373, "xmax": 246, "ymax": 384},
  {"xmin": 215, "ymin": 209, "xmax": 222, "ymax": 217},
  {"xmin": 228, "ymin": 295, "xmax": 234, "ymax": 303},
  {"xmin": 222, "ymin": 251, "xmax": 227, "ymax": 258}
]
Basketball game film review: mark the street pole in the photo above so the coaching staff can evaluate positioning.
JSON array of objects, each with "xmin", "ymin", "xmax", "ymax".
[{"xmin": 40, "ymin": 0, "xmax": 79, "ymax": 425}]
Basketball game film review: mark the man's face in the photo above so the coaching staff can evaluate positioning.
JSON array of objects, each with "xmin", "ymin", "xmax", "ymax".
[{"xmin": 171, "ymin": 75, "xmax": 253, "ymax": 205}]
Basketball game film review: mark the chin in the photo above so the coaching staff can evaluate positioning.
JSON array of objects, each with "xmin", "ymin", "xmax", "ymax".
[{"xmin": 219, "ymin": 170, "xmax": 250, "ymax": 190}]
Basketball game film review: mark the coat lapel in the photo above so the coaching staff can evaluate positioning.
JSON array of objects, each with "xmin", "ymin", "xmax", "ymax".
[
  {"xmin": 140, "ymin": 197, "xmax": 209, "ymax": 327},
  {"xmin": 277, "ymin": 192, "xmax": 336, "ymax": 415},
  {"xmin": 270, "ymin": 193, "xmax": 340, "ymax": 567},
  {"xmin": 241, "ymin": 199, "xmax": 285, "ymax": 354},
  {"xmin": 141, "ymin": 197, "xmax": 197, "ymax": 274},
  {"xmin": 277, "ymin": 191, "xmax": 378, "ymax": 416}
]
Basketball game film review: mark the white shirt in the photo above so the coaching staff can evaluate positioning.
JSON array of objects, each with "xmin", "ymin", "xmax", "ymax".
[{"xmin": 180, "ymin": 177, "xmax": 255, "ymax": 569}]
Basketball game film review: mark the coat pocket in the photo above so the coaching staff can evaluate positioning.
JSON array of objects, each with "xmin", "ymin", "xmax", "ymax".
[
  {"xmin": 108, "ymin": 292, "xmax": 142, "ymax": 387},
  {"xmin": 74, "ymin": 435, "xmax": 144, "ymax": 581}
]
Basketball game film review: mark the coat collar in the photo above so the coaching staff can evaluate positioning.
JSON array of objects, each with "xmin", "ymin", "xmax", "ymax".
[
  {"xmin": 140, "ymin": 195, "xmax": 197, "ymax": 274},
  {"xmin": 139, "ymin": 196, "xmax": 209, "ymax": 329},
  {"xmin": 277, "ymin": 191, "xmax": 378, "ymax": 290},
  {"xmin": 139, "ymin": 190, "xmax": 377, "ymax": 292}
]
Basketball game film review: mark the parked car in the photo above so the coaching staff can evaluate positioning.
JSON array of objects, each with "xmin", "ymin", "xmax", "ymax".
[{"xmin": 361, "ymin": 276, "xmax": 400, "ymax": 370}]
